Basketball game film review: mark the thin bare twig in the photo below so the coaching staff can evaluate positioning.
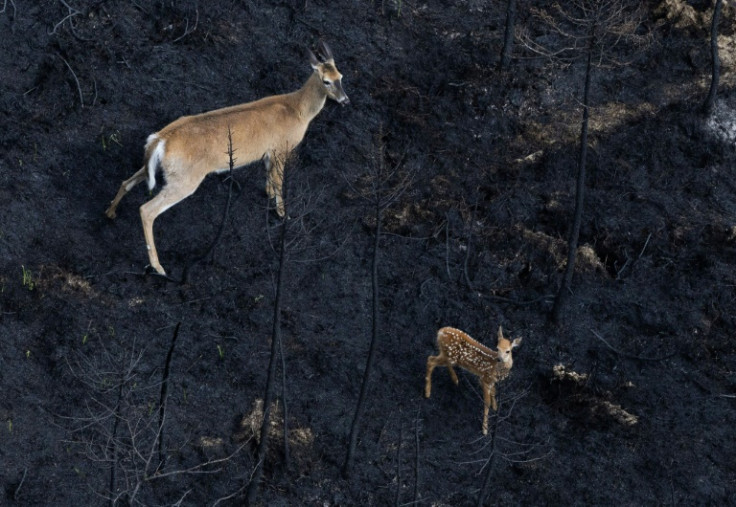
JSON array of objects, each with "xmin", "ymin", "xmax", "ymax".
[
  {"xmin": 395, "ymin": 421, "xmax": 403, "ymax": 507},
  {"xmin": 445, "ymin": 216, "xmax": 452, "ymax": 280},
  {"xmin": 49, "ymin": 0, "xmax": 81, "ymax": 35},
  {"xmin": 211, "ymin": 465, "xmax": 260, "ymax": 506},
  {"xmin": 149, "ymin": 443, "xmax": 249, "ymax": 480},
  {"xmin": 57, "ymin": 53, "xmax": 84, "ymax": 107},
  {"xmin": 1, "ymin": 0, "xmax": 17, "ymax": 18},
  {"xmin": 463, "ymin": 197, "xmax": 479, "ymax": 291},
  {"xmin": 49, "ymin": 0, "xmax": 94, "ymax": 40},
  {"xmin": 172, "ymin": 8, "xmax": 199, "ymax": 43},
  {"xmin": 638, "ymin": 232, "xmax": 651, "ymax": 259},
  {"xmin": 13, "ymin": 467, "xmax": 27, "ymax": 501},
  {"xmin": 590, "ymin": 329, "xmax": 677, "ymax": 361},
  {"xmin": 171, "ymin": 489, "xmax": 192, "ymax": 507}
]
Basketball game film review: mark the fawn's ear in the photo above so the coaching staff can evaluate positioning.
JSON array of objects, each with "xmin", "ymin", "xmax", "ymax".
[
  {"xmin": 511, "ymin": 337, "xmax": 522, "ymax": 348},
  {"xmin": 497, "ymin": 326, "xmax": 504, "ymax": 340}
]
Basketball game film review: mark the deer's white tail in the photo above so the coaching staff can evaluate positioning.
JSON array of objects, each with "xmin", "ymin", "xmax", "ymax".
[{"xmin": 145, "ymin": 134, "xmax": 165, "ymax": 191}]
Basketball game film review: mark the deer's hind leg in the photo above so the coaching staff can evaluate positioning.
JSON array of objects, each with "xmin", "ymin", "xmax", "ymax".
[
  {"xmin": 106, "ymin": 166, "xmax": 148, "ymax": 219},
  {"xmin": 139, "ymin": 174, "xmax": 204, "ymax": 275}
]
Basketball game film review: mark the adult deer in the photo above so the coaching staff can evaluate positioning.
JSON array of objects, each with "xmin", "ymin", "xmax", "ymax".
[
  {"xmin": 105, "ymin": 41, "xmax": 349, "ymax": 276},
  {"xmin": 425, "ymin": 326, "xmax": 522, "ymax": 435}
]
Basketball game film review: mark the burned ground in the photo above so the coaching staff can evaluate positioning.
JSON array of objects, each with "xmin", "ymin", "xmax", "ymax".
[{"xmin": 1, "ymin": 0, "xmax": 735, "ymax": 505}]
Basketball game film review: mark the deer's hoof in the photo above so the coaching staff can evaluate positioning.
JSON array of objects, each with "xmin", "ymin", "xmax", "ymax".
[{"xmin": 145, "ymin": 264, "xmax": 167, "ymax": 277}]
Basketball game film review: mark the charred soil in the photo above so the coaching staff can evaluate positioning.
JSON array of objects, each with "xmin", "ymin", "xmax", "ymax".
[{"xmin": 1, "ymin": 1, "xmax": 735, "ymax": 505}]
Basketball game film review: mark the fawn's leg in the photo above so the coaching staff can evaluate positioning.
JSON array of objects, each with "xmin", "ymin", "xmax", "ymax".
[
  {"xmin": 447, "ymin": 365, "xmax": 459, "ymax": 385},
  {"xmin": 482, "ymin": 383, "xmax": 491, "ymax": 435},
  {"xmin": 425, "ymin": 355, "xmax": 439, "ymax": 398}
]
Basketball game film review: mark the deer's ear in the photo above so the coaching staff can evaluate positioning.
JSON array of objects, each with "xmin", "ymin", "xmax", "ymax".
[
  {"xmin": 308, "ymin": 49, "xmax": 320, "ymax": 70},
  {"xmin": 318, "ymin": 40, "xmax": 334, "ymax": 61},
  {"xmin": 497, "ymin": 326, "xmax": 504, "ymax": 340},
  {"xmin": 511, "ymin": 337, "xmax": 522, "ymax": 348}
]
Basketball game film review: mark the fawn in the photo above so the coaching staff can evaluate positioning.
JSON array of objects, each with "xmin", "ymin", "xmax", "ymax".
[{"xmin": 425, "ymin": 326, "xmax": 522, "ymax": 434}]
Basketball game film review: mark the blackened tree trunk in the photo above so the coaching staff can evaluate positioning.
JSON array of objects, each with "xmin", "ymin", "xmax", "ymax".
[
  {"xmin": 499, "ymin": 0, "xmax": 517, "ymax": 70},
  {"xmin": 552, "ymin": 28, "xmax": 595, "ymax": 323},
  {"xmin": 157, "ymin": 322, "xmax": 180, "ymax": 466},
  {"xmin": 342, "ymin": 128, "xmax": 410, "ymax": 478},
  {"xmin": 476, "ymin": 405, "xmax": 500, "ymax": 507},
  {"xmin": 343, "ymin": 196, "xmax": 382, "ymax": 478},
  {"xmin": 702, "ymin": 0, "xmax": 722, "ymax": 116},
  {"xmin": 246, "ymin": 198, "xmax": 289, "ymax": 505}
]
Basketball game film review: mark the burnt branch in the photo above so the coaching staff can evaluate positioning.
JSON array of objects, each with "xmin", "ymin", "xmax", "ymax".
[
  {"xmin": 343, "ymin": 127, "xmax": 413, "ymax": 478},
  {"xmin": 181, "ymin": 126, "xmax": 239, "ymax": 283},
  {"xmin": 61, "ymin": 329, "xmax": 247, "ymax": 505},
  {"xmin": 518, "ymin": 0, "xmax": 649, "ymax": 67}
]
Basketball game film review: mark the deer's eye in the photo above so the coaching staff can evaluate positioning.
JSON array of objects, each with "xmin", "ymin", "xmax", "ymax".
[{"xmin": 323, "ymin": 80, "xmax": 332, "ymax": 87}]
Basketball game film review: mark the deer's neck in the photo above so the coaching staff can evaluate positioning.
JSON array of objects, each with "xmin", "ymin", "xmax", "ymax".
[{"xmin": 294, "ymin": 72, "xmax": 328, "ymax": 121}]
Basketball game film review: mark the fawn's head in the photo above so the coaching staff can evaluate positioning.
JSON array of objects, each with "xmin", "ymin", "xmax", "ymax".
[
  {"xmin": 308, "ymin": 41, "xmax": 350, "ymax": 106},
  {"xmin": 495, "ymin": 326, "xmax": 522, "ymax": 366}
]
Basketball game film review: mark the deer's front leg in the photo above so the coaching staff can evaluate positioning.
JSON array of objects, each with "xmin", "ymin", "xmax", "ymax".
[
  {"xmin": 264, "ymin": 154, "xmax": 275, "ymax": 199},
  {"xmin": 265, "ymin": 153, "xmax": 286, "ymax": 217}
]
